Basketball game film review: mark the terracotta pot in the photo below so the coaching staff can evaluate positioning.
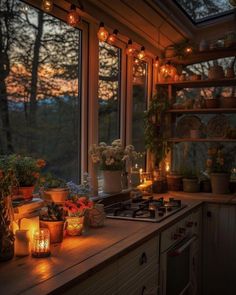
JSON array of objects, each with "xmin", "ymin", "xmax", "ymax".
[
  {"xmin": 210, "ymin": 173, "xmax": 230, "ymax": 194},
  {"xmin": 102, "ymin": 170, "xmax": 122, "ymax": 194},
  {"xmin": 40, "ymin": 220, "xmax": 65, "ymax": 243},
  {"xmin": 65, "ymin": 216, "xmax": 84, "ymax": 236},
  {"xmin": 220, "ymin": 97, "xmax": 236, "ymax": 108},
  {"xmin": 44, "ymin": 188, "xmax": 69, "ymax": 204},
  {"xmin": 183, "ymin": 178, "xmax": 199, "ymax": 193},
  {"xmin": 167, "ymin": 175, "xmax": 182, "ymax": 191},
  {"xmin": 19, "ymin": 186, "xmax": 35, "ymax": 200},
  {"xmin": 205, "ymin": 99, "xmax": 219, "ymax": 109}
]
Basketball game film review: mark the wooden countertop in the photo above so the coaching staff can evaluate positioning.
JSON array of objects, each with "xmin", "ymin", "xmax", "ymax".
[{"xmin": 0, "ymin": 200, "xmax": 201, "ymax": 295}]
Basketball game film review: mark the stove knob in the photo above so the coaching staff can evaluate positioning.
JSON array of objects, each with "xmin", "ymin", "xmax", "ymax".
[
  {"xmin": 186, "ymin": 221, "xmax": 194, "ymax": 228},
  {"xmin": 179, "ymin": 227, "xmax": 186, "ymax": 234}
]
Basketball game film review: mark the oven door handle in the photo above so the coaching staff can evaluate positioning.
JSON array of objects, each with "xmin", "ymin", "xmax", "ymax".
[{"xmin": 168, "ymin": 235, "xmax": 197, "ymax": 256}]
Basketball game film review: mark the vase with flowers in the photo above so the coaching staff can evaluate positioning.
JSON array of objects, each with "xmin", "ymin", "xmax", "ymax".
[
  {"xmin": 0, "ymin": 155, "xmax": 46, "ymax": 200},
  {"xmin": 89, "ymin": 139, "xmax": 138, "ymax": 194},
  {"xmin": 63, "ymin": 196, "xmax": 93, "ymax": 236},
  {"xmin": 206, "ymin": 146, "xmax": 233, "ymax": 194}
]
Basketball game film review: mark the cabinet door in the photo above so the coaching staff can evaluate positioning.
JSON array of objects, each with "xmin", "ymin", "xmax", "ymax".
[{"xmin": 203, "ymin": 203, "xmax": 236, "ymax": 295}]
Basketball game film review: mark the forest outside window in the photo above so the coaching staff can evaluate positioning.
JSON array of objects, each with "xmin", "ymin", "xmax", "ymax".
[
  {"xmin": 0, "ymin": 0, "xmax": 82, "ymax": 182},
  {"xmin": 98, "ymin": 42, "xmax": 121, "ymax": 144}
]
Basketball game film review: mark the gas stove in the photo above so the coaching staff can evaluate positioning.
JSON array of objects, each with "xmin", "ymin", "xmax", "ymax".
[{"xmin": 105, "ymin": 196, "xmax": 187, "ymax": 222}]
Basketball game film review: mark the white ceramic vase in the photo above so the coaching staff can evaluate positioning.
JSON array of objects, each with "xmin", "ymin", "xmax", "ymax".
[{"xmin": 102, "ymin": 170, "xmax": 122, "ymax": 194}]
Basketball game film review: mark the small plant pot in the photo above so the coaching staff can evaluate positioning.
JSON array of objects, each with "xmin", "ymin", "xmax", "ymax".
[
  {"xmin": 19, "ymin": 186, "xmax": 35, "ymax": 200},
  {"xmin": 183, "ymin": 178, "xmax": 199, "ymax": 193},
  {"xmin": 220, "ymin": 97, "xmax": 236, "ymax": 108},
  {"xmin": 87, "ymin": 204, "xmax": 106, "ymax": 228},
  {"xmin": 167, "ymin": 175, "xmax": 182, "ymax": 191},
  {"xmin": 201, "ymin": 180, "xmax": 211, "ymax": 193},
  {"xmin": 210, "ymin": 173, "xmax": 230, "ymax": 194},
  {"xmin": 40, "ymin": 220, "xmax": 65, "ymax": 243},
  {"xmin": 44, "ymin": 188, "xmax": 69, "ymax": 204},
  {"xmin": 205, "ymin": 99, "xmax": 219, "ymax": 109}
]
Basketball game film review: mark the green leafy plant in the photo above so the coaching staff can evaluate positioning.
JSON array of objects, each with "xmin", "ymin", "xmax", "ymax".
[
  {"xmin": 0, "ymin": 154, "xmax": 46, "ymax": 187},
  {"xmin": 144, "ymin": 91, "xmax": 170, "ymax": 168},
  {"xmin": 40, "ymin": 202, "xmax": 64, "ymax": 221},
  {"xmin": 40, "ymin": 173, "xmax": 67, "ymax": 189}
]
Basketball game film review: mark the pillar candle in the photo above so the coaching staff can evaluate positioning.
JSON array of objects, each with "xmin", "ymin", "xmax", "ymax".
[
  {"xmin": 20, "ymin": 216, "xmax": 39, "ymax": 243},
  {"xmin": 15, "ymin": 230, "xmax": 30, "ymax": 256}
]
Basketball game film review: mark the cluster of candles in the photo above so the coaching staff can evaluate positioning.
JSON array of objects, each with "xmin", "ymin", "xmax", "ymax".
[{"xmin": 14, "ymin": 218, "xmax": 51, "ymax": 258}]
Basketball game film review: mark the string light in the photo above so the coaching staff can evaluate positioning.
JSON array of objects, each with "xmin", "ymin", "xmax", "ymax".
[
  {"xmin": 97, "ymin": 22, "xmax": 109, "ymax": 42},
  {"xmin": 137, "ymin": 46, "xmax": 145, "ymax": 60},
  {"xmin": 67, "ymin": 4, "xmax": 80, "ymax": 27},
  {"xmin": 126, "ymin": 39, "xmax": 135, "ymax": 56},
  {"xmin": 107, "ymin": 29, "xmax": 118, "ymax": 44},
  {"xmin": 41, "ymin": 0, "xmax": 53, "ymax": 12},
  {"xmin": 184, "ymin": 46, "xmax": 193, "ymax": 54},
  {"xmin": 154, "ymin": 56, "xmax": 160, "ymax": 68}
]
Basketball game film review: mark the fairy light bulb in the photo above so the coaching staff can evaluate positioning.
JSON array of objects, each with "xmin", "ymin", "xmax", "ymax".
[
  {"xmin": 107, "ymin": 29, "xmax": 118, "ymax": 44},
  {"xmin": 97, "ymin": 22, "xmax": 109, "ymax": 42},
  {"xmin": 67, "ymin": 4, "xmax": 80, "ymax": 27},
  {"xmin": 41, "ymin": 0, "xmax": 53, "ymax": 12},
  {"xmin": 126, "ymin": 39, "xmax": 135, "ymax": 56},
  {"xmin": 184, "ymin": 46, "xmax": 193, "ymax": 54},
  {"xmin": 137, "ymin": 46, "xmax": 145, "ymax": 60},
  {"xmin": 154, "ymin": 56, "xmax": 159, "ymax": 68}
]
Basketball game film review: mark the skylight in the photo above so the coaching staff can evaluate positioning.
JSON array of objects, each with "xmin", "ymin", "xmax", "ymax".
[{"xmin": 174, "ymin": 0, "xmax": 234, "ymax": 23}]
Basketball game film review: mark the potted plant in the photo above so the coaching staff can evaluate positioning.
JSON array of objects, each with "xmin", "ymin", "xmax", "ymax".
[
  {"xmin": 89, "ymin": 139, "xmax": 138, "ymax": 194},
  {"xmin": 0, "ymin": 169, "xmax": 18, "ymax": 261},
  {"xmin": 41, "ymin": 173, "xmax": 69, "ymax": 204},
  {"xmin": 0, "ymin": 155, "xmax": 46, "ymax": 200},
  {"xmin": 40, "ymin": 202, "xmax": 65, "ymax": 243},
  {"xmin": 63, "ymin": 196, "xmax": 94, "ymax": 236},
  {"xmin": 206, "ymin": 146, "xmax": 234, "ymax": 194},
  {"xmin": 182, "ymin": 169, "xmax": 200, "ymax": 193}
]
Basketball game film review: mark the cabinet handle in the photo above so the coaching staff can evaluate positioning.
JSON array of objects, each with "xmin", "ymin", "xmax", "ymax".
[
  {"xmin": 139, "ymin": 252, "xmax": 147, "ymax": 265},
  {"xmin": 141, "ymin": 286, "xmax": 146, "ymax": 295},
  {"xmin": 207, "ymin": 211, "xmax": 212, "ymax": 218}
]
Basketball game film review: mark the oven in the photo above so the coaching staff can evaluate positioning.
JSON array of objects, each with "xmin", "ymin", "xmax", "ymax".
[{"xmin": 160, "ymin": 234, "xmax": 198, "ymax": 295}]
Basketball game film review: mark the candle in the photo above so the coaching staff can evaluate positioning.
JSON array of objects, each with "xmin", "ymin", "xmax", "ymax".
[
  {"xmin": 15, "ymin": 230, "xmax": 30, "ymax": 257},
  {"xmin": 20, "ymin": 216, "xmax": 39, "ymax": 244},
  {"xmin": 32, "ymin": 229, "xmax": 50, "ymax": 258}
]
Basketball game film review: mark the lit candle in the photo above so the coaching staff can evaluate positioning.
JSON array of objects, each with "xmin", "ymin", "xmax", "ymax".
[
  {"xmin": 15, "ymin": 230, "xmax": 30, "ymax": 257},
  {"xmin": 139, "ymin": 168, "xmax": 143, "ymax": 183},
  {"xmin": 20, "ymin": 216, "xmax": 39, "ymax": 245},
  {"xmin": 32, "ymin": 229, "xmax": 50, "ymax": 258}
]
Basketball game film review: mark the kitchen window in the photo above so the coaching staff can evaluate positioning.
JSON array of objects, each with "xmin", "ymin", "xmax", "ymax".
[
  {"xmin": 98, "ymin": 42, "xmax": 121, "ymax": 144},
  {"xmin": 0, "ymin": 0, "xmax": 82, "ymax": 182}
]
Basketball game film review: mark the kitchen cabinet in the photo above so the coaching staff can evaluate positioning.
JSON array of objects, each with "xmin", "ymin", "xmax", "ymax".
[
  {"xmin": 203, "ymin": 203, "xmax": 236, "ymax": 295},
  {"xmin": 63, "ymin": 235, "xmax": 159, "ymax": 295}
]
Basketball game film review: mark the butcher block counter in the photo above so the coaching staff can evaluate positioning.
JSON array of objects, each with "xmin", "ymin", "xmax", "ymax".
[{"xmin": 0, "ymin": 200, "xmax": 201, "ymax": 295}]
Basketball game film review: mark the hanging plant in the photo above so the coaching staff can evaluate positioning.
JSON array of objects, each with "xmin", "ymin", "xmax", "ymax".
[{"xmin": 144, "ymin": 90, "xmax": 170, "ymax": 168}]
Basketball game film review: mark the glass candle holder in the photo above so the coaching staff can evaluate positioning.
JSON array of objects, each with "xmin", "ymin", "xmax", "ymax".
[
  {"xmin": 32, "ymin": 229, "xmax": 51, "ymax": 258},
  {"xmin": 66, "ymin": 216, "xmax": 84, "ymax": 236}
]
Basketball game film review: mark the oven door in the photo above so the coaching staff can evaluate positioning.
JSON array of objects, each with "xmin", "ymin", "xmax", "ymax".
[{"xmin": 160, "ymin": 235, "xmax": 197, "ymax": 295}]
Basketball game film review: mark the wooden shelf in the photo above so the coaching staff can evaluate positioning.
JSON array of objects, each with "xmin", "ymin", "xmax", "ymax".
[
  {"xmin": 164, "ymin": 46, "xmax": 236, "ymax": 65},
  {"xmin": 157, "ymin": 78, "xmax": 236, "ymax": 88},
  {"xmin": 167, "ymin": 108, "xmax": 236, "ymax": 114},
  {"xmin": 167, "ymin": 138, "xmax": 236, "ymax": 143}
]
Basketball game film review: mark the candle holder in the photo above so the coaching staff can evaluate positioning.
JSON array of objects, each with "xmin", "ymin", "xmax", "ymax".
[{"xmin": 32, "ymin": 229, "xmax": 51, "ymax": 258}]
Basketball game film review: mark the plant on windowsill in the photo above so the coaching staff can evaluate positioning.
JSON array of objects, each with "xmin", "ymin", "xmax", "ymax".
[
  {"xmin": 0, "ymin": 155, "xmax": 46, "ymax": 200},
  {"xmin": 144, "ymin": 90, "xmax": 170, "ymax": 173},
  {"xmin": 40, "ymin": 173, "xmax": 69, "ymax": 204}
]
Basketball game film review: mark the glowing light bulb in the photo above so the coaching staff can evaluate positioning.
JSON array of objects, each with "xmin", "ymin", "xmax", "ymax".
[
  {"xmin": 41, "ymin": 0, "xmax": 53, "ymax": 12},
  {"xmin": 137, "ymin": 46, "xmax": 145, "ymax": 60},
  {"xmin": 154, "ymin": 56, "xmax": 159, "ymax": 68},
  {"xmin": 126, "ymin": 39, "xmax": 135, "ymax": 56},
  {"xmin": 107, "ymin": 29, "xmax": 118, "ymax": 44},
  {"xmin": 97, "ymin": 22, "xmax": 109, "ymax": 42},
  {"xmin": 67, "ymin": 4, "xmax": 80, "ymax": 27},
  {"xmin": 184, "ymin": 46, "xmax": 193, "ymax": 54}
]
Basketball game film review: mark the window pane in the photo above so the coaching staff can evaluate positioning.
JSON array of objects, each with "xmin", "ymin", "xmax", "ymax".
[
  {"xmin": 98, "ymin": 42, "xmax": 121, "ymax": 144},
  {"xmin": 132, "ymin": 58, "xmax": 148, "ymax": 169},
  {"xmin": 0, "ymin": 1, "xmax": 81, "ymax": 182}
]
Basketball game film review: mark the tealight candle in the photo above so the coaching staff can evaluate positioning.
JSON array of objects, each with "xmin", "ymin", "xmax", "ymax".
[
  {"xmin": 32, "ymin": 229, "xmax": 50, "ymax": 258},
  {"xmin": 15, "ymin": 230, "xmax": 30, "ymax": 257}
]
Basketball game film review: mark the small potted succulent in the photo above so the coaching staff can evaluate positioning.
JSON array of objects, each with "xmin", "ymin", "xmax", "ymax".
[
  {"xmin": 40, "ymin": 203, "xmax": 65, "ymax": 243},
  {"xmin": 41, "ymin": 173, "xmax": 69, "ymax": 204}
]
